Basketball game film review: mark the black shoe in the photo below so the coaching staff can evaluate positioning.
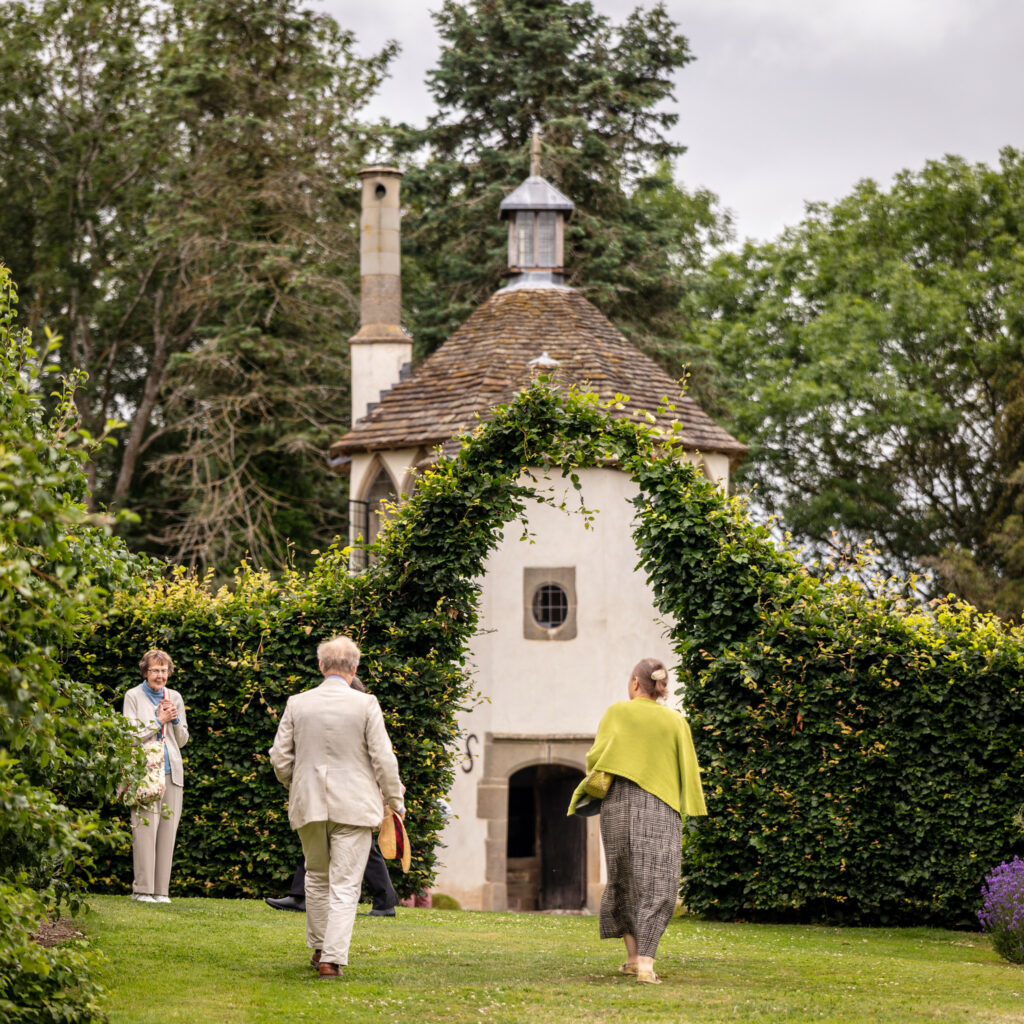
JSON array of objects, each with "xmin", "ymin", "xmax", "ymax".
[
  {"xmin": 360, "ymin": 907, "xmax": 396, "ymax": 917},
  {"xmin": 265, "ymin": 895, "xmax": 305, "ymax": 912}
]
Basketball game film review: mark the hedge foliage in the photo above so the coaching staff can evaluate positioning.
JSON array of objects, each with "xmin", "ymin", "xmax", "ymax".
[
  {"xmin": 71, "ymin": 378, "xmax": 1024, "ymax": 925},
  {"xmin": 74, "ymin": 555, "xmax": 447, "ymax": 898},
  {"xmin": 630, "ymin": 458, "xmax": 1024, "ymax": 926}
]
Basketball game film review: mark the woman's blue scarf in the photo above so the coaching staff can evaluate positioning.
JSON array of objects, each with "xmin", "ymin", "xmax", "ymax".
[
  {"xmin": 141, "ymin": 683, "xmax": 164, "ymax": 706},
  {"xmin": 141, "ymin": 684, "xmax": 171, "ymax": 775}
]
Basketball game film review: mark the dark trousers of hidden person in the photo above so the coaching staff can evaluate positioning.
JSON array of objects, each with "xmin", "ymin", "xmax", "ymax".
[{"xmin": 266, "ymin": 838, "xmax": 397, "ymax": 917}]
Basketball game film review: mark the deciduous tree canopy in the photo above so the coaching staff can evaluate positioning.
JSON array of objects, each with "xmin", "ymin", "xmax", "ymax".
[
  {"xmin": 684, "ymin": 149, "xmax": 1024, "ymax": 617},
  {"xmin": 0, "ymin": 0, "xmax": 394, "ymax": 572}
]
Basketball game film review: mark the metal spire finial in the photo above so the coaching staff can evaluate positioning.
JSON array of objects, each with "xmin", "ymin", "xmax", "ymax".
[{"xmin": 529, "ymin": 132, "xmax": 542, "ymax": 178}]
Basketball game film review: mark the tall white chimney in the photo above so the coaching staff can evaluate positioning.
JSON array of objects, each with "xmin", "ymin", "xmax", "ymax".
[{"xmin": 349, "ymin": 166, "xmax": 412, "ymax": 425}]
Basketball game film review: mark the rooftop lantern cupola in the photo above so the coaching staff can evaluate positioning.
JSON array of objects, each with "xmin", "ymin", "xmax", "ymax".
[{"xmin": 498, "ymin": 133, "xmax": 574, "ymax": 291}]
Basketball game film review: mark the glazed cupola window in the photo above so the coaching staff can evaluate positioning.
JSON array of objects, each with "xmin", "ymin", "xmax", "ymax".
[
  {"xmin": 499, "ymin": 137, "xmax": 574, "ymax": 281},
  {"xmin": 512, "ymin": 210, "xmax": 558, "ymax": 268}
]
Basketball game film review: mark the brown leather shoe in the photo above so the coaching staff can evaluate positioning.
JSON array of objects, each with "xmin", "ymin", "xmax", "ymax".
[
  {"xmin": 309, "ymin": 949, "xmax": 321, "ymax": 967},
  {"xmin": 317, "ymin": 962, "xmax": 342, "ymax": 978}
]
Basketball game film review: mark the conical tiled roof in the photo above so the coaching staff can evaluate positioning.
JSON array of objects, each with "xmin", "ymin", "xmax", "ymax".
[{"xmin": 330, "ymin": 287, "xmax": 746, "ymax": 462}]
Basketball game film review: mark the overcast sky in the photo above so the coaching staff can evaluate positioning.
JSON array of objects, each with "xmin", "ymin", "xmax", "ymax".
[{"xmin": 315, "ymin": 0, "xmax": 1024, "ymax": 243}]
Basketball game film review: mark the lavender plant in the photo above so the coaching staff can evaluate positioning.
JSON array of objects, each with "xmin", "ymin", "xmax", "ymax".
[{"xmin": 978, "ymin": 858, "xmax": 1024, "ymax": 964}]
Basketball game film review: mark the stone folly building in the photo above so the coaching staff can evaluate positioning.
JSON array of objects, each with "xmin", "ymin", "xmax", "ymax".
[{"xmin": 330, "ymin": 158, "xmax": 745, "ymax": 912}]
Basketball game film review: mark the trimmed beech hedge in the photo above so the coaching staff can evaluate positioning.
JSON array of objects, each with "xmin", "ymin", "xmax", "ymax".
[
  {"xmin": 72, "ymin": 381, "xmax": 1024, "ymax": 923},
  {"xmin": 631, "ymin": 455, "xmax": 1024, "ymax": 926},
  {"xmin": 71, "ymin": 556, "xmax": 471, "ymax": 899}
]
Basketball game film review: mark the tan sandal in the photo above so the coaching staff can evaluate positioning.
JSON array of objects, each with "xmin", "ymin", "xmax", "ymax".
[
  {"xmin": 618, "ymin": 961, "xmax": 638, "ymax": 975},
  {"xmin": 636, "ymin": 969, "xmax": 662, "ymax": 985}
]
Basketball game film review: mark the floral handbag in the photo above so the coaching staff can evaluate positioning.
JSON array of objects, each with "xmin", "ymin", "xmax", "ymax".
[{"xmin": 126, "ymin": 740, "xmax": 166, "ymax": 806}]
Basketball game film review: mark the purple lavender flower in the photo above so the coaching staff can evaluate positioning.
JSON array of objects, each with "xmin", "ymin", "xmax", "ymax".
[{"xmin": 978, "ymin": 857, "xmax": 1024, "ymax": 964}]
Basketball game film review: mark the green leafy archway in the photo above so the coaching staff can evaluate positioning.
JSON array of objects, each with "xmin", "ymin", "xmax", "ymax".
[
  {"xmin": 77, "ymin": 381, "xmax": 1023, "ymax": 924},
  {"xmin": 77, "ymin": 380, "xmax": 749, "ymax": 897}
]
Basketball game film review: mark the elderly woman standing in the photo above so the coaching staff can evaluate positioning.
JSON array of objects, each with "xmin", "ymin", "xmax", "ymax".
[
  {"xmin": 568, "ymin": 658, "xmax": 706, "ymax": 985},
  {"xmin": 123, "ymin": 649, "xmax": 189, "ymax": 904}
]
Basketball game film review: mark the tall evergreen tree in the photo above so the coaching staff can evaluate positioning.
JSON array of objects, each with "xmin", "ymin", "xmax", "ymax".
[
  {"xmin": 145, "ymin": 0, "xmax": 394, "ymax": 570},
  {"xmin": 391, "ymin": 0, "xmax": 727, "ymax": 362}
]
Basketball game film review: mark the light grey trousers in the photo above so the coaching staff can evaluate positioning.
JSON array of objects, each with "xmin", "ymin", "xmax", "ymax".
[
  {"xmin": 298, "ymin": 820, "xmax": 373, "ymax": 965},
  {"xmin": 131, "ymin": 778, "xmax": 183, "ymax": 897}
]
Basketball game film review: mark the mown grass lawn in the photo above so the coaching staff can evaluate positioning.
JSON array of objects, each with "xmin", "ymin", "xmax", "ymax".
[{"xmin": 82, "ymin": 896, "xmax": 1021, "ymax": 1023}]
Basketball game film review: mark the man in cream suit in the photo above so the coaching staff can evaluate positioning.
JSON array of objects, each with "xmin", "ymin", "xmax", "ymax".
[{"xmin": 270, "ymin": 635, "xmax": 404, "ymax": 978}]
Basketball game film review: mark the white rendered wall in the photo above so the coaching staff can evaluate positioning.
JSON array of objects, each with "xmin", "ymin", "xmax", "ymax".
[
  {"xmin": 350, "ymin": 342, "xmax": 413, "ymax": 426},
  {"xmin": 700, "ymin": 452, "xmax": 731, "ymax": 489},
  {"xmin": 433, "ymin": 466, "xmax": 687, "ymax": 909},
  {"xmin": 472, "ymin": 467, "xmax": 682, "ymax": 729}
]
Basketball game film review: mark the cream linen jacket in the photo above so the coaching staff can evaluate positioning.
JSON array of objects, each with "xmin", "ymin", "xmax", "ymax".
[
  {"xmin": 122, "ymin": 683, "xmax": 189, "ymax": 788},
  {"xmin": 269, "ymin": 676, "xmax": 404, "ymax": 831}
]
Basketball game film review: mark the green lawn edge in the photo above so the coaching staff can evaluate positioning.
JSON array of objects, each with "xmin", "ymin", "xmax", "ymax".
[{"xmin": 80, "ymin": 896, "xmax": 1022, "ymax": 1024}]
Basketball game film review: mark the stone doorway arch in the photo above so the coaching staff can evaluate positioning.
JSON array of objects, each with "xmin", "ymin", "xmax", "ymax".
[{"xmin": 475, "ymin": 733, "xmax": 602, "ymax": 912}]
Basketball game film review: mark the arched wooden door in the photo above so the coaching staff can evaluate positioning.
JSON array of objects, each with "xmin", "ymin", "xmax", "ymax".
[{"xmin": 506, "ymin": 764, "xmax": 586, "ymax": 911}]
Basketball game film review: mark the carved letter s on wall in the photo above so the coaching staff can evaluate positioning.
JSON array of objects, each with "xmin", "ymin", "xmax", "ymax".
[{"xmin": 461, "ymin": 733, "xmax": 479, "ymax": 773}]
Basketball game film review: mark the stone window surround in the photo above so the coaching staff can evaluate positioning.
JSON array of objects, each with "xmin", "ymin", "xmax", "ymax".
[
  {"xmin": 523, "ymin": 566, "xmax": 577, "ymax": 641},
  {"xmin": 474, "ymin": 732, "xmax": 601, "ymax": 912},
  {"xmin": 357, "ymin": 455, "xmax": 400, "ymax": 504}
]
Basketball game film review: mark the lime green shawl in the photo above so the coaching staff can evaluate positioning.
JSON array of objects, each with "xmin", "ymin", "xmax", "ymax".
[{"xmin": 567, "ymin": 699, "xmax": 707, "ymax": 817}]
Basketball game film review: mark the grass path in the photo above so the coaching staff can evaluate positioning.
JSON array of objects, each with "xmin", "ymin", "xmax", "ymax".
[{"xmin": 83, "ymin": 896, "xmax": 1022, "ymax": 1023}]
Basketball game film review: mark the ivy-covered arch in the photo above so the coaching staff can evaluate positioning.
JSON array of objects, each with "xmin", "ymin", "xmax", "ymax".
[
  {"xmin": 76, "ymin": 381, "xmax": 747, "ymax": 896},
  {"xmin": 315, "ymin": 380, "xmax": 789, "ymax": 898},
  {"xmin": 77, "ymin": 381, "xmax": 1024, "ymax": 926}
]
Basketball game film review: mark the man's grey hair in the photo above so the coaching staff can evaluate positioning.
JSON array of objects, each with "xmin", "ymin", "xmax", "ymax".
[{"xmin": 317, "ymin": 635, "xmax": 360, "ymax": 675}]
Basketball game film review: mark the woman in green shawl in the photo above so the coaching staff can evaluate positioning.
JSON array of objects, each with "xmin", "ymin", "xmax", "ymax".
[{"xmin": 568, "ymin": 658, "xmax": 706, "ymax": 985}]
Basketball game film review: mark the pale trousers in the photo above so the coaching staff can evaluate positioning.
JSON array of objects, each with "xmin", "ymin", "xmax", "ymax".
[
  {"xmin": 131, "ymin": 778, "xmax": 183, "ymax": 897},
  {"xmin": 298, "ymin": 820, "xmax": 373, "ymax": 965}
]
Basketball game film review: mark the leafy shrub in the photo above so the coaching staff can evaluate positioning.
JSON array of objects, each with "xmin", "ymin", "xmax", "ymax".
[
  {"xmin": 430, "ymin": 893, "xmax": 461, "ymax": 910},
  {"xmin": 1, "ymin": 264, "xmax": 145, "ymax": 1022},
  {"xmin": 0, "ymin": 885, "xmax": 106, "ymax": 1024},
  {"xmin": 979, "ymin": 858, "xmax": 1024, "ymax": 963}
]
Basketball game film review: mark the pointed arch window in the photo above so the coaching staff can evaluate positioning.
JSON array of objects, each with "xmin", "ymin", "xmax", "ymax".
[
  {"xmin": 366, "ymin": 465, "xmax": 397, "ymax": 537},
  {"xmin": 350, "ymin": 462, "xmax": 399, "ymax": 569}
]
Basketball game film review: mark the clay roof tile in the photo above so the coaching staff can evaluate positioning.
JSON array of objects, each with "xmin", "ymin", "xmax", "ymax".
[{"xmin": 330, "ymin": 288, "xmax": 746, "ymax": 461}]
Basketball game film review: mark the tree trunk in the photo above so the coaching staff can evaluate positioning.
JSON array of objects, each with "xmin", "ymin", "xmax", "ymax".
[{"xmin": 110, "ymin": 290, "xmax": 170, "ymax": 509}]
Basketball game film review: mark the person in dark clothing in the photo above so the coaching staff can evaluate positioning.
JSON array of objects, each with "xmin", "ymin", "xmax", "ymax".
[
  {"xmin": 265, "ymin": 675, "xmax": 398, "ymax": 918},
  {"xmin": 266, "ymin": 845, "xmax": 397, "ymax": 916}
]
